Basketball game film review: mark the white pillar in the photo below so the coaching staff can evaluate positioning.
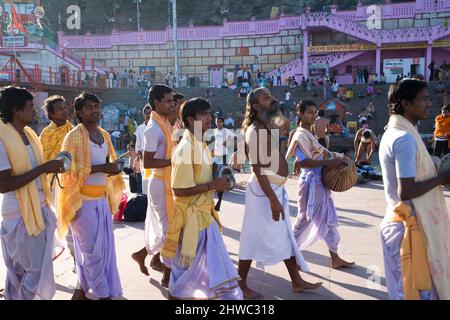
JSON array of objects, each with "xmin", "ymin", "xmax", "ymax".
[
  {"xmin": 303, "ymin": 29, "xmax": 309, "ymax": 79},
  {"xmin": 375, "ymin": 46, "xmax": 381, "ymax": 76},
  {"xmin": 426, "ymin": 42, "xmax": 432, "ymax": 81},
  {"xmin": 172, "ymin": 0, "xmax": 180, "ymax": 88}
]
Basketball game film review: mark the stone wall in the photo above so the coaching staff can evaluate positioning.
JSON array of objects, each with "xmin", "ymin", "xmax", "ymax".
[{"xmin": 71, "ymin": 29, "xmax": 303, "ymax": 87}]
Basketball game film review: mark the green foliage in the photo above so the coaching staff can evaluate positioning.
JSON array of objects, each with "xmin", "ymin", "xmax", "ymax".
[{"xmin": 40, "ymin": 0, "xmax": 414, "ymax": 34}]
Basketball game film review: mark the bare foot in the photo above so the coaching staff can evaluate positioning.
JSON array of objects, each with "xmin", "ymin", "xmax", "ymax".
[
  {"xmin": 71, "ymin": 289, "xmax": 91, "ymax": 300},
  {"xmin": 293, "ymin": 280, "xmax": 322, "ymax": 292},
  {"xmin": 150, "ymin": 253, "xmax": 164, "ymax": 273},
  {"xmin": 331, "ymin": 256, "xmax": 355, "ymax": 269},
  {"xmin": 238, "ymin": 281, "xmax": 264, "ymax": 300},
  {"xmin": 160, "ymin": 267, "xmax": 171, "ymax": 289},
  {"xmin": 131, "ymin": 251, "xmax": 149, "ymax": 276},
  {"xmin": 161, "ymin": 279, "xmax": 169, "ymax": 288}
]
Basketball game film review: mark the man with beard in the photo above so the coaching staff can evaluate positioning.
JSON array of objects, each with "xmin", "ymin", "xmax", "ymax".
[{"xmin": 238, "ymin": 88, "xmax": 322, "ymax": 300}]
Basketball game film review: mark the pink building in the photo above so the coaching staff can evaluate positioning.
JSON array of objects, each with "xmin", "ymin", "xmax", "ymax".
[{"xmin": 6, "ymin": 1, "xmax": 450, "ymax": 86}]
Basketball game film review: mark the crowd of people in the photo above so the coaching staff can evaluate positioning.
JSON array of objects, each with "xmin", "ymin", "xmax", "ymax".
[{"xmin": 0, "ymin": 76, "xmax": 450, "ymax": 301}]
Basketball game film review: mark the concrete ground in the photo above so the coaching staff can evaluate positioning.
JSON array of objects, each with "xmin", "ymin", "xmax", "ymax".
[{"xmin": 1, "ymin": 174, "xmax": 449, "ymax": 300}]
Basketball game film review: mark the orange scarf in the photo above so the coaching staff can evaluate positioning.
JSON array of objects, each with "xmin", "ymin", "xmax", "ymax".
[
  {"xmin": 148, "ymin": 111, "xmax": 176, "ymax": 223},
  {"xmin": 39, "ymin": 121, "xmax": 74, "ymax": 161},
  {"xmin": 434, "ymin": 114, "xmax": 450, "ymax": 147},
  {"xmin": 56, "ymin": 124, "xmax": 125, "ymax": 237},
  {"xmin": 387, "ymin": 114, "xmax": 450, "ymax": 299},
  {"xmin": 388, "ymin": 202, "xmax": 432, "ymax": 300}
]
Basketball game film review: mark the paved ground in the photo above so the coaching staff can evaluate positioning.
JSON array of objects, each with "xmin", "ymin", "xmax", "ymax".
[{"xmin": 1, "ymin": 174, "xmax": 449, "ymax": 300}]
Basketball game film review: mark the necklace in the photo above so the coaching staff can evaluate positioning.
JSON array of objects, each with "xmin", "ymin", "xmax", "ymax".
[{"xmin": 89, "ymin": 129, "xmax": 104, "ymax": 145}]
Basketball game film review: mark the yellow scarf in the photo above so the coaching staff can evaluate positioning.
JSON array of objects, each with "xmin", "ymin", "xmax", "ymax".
[
  {"xmin": 39, "ymin": 121, "xmax": 74, "ymax": 161},
  {"xmin": 387, "ymin": 114, "xmax": 450, "ymax": 300},
  {"xmin": 0, "ymin": 121, "xmax": 52, "ymax": 236},
  {"xmin": 56, "ymin": 124, "xmax": 126, "ymax": 237},
  {"xmin": 161, "ymin": 130, "xmax": 222, "ymax": 267},
  {"xmin": 148, "ymin": 111, "xmax": 176, "ymax": 223},
  {"xmin": 388, "ymin": 202, "xmax": 432, "ymax": 300}
]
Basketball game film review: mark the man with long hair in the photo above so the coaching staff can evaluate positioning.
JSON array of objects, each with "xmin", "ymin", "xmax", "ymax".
[{"xmin": 238, "ymin": 88, "xmax": 321, "ymax": 299}]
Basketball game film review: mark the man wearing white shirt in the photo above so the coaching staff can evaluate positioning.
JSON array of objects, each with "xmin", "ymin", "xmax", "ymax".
[
  {"xmin": 224, "ymin": 113, "xmax": 235, "ymax": 129},
  {"xmin": 331, "ymin": 80, "xmax": 339, "ymax": 98},
  {"xmin": 134, "ymin": 104, "xmax": 152, "ymax": 194},
  {"xmin": 213, "ymin": 117, "xmax": 235, "ymax": 167}
]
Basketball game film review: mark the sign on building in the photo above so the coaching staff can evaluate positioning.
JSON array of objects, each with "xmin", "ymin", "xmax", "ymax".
[
  {"xmin": 383, "ymin": 58, "xmax": 425, "ymax": 83},
  {"xmin": 2, "ymin": 36, "xmax": 25, "ymax": 47}
]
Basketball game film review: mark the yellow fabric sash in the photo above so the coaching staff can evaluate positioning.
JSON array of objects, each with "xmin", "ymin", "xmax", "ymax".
[
  {"xmin": 161, "ymin": 130, "xmax": 221, "ymax": 267},
  {"xmin": 56, "ymin": 124, "xmax": 126, "ymax": 237},
  {"xmin": 387, "ymin": 114, "xmax": 450, "ymax": 299},
  {"xmin": 39, "ymin": 121, "xmax": 74, "ymax": 161},
  {"xmin": 387, "ymin": 202, "xmax": 432, "ymax": 300},
  {"xmin": 0, "ymin": 121, "xmax": 52, "ymax": 236},
  {"xmin": 148, "ymin": 111, "xmax": 176, "ymax": 223},
  {"xmin": 80, "ymin": 185, "xmax": 107, "ymax": 199}
]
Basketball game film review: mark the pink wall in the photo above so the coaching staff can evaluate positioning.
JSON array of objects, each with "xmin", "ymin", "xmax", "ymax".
[
  {"xmin": 331, "ymin": 52, "xmax": 375, "ymax": 76},
  {"xmin": 381, "ymin": 49, "xmax": 427, "ymax": 60},
  {"xmin": 432, "ymin": 48, "xmax": 450, "ymax": 67}
]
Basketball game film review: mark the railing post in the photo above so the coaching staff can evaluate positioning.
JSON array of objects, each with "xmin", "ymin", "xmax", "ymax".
[
  {"xmin": 415, "ymin": 0, "xmax": 424, "ymax": 13},
  {"xmin": 303, "ymin": 28, "xmax": 309, "ymax": 79}
]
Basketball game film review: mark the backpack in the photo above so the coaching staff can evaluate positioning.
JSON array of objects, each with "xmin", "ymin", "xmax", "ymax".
[{"xmin": 123, "ymin": 194, "xmax": 148, "ymax": 222}]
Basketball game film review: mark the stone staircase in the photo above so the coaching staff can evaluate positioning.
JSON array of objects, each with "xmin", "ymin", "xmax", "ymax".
[{"xmin": 8, "ymin": 80, "xmax": 447, "ymax": 142}]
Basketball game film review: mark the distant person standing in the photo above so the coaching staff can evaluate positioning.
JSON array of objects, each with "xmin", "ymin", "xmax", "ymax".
[
  {"xmin": 428, "ymin": 60, "xmax": 436, "ymax": 81},
  {"xmin": 433, "ymin": 106, "xmax": 450, "ymax": 157},
  {"xmin": 285, "ymin": 90, "xmax": 291, "ymax": 111},
  {"xmin": 224, "ymin": 113, "xmax": 235, "ymax": 129},
  {"xmin": 314, "ymin": 109, "xmax": 330, "ymax": 149},
  {"xmin": 331, "ymin": 80, "xmax": 339, "ymax": 98},
  {"xmin": 276, "ymin": 68, "xmax": 282, "ymax": 86},
  {"xmin": 213, "ymin": 117, "xmax": 235, "ymax": 167}
]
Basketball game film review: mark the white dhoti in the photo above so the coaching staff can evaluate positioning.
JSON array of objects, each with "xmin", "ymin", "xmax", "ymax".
[
  {"xmin": 239, "ymin": 174, "xmax": 309, "ymax": 271},
  {"xmin": 142, "ymin": 178, "xmax": 149, "ymax": 196},
  {"xmin": 145, "ymin": 178, "xmax": 168, "ymax": 255},
  {"xmin": 0, "ymin": 205, "xmax": 56, "ymax": 300}
]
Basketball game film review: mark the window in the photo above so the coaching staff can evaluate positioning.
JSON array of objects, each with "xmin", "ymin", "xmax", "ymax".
[{"xmin": 346, "ymin": 65, "xmax": 353, "ymax": 74}]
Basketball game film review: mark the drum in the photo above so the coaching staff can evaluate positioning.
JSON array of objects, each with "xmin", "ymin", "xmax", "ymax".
[
  {"xmin": 438, "ymin": 154, "xmax": 450, "ymax": 190},
  {"xmin": 322, "ymin": 157, "xmax": 357, "ymax": 192}
]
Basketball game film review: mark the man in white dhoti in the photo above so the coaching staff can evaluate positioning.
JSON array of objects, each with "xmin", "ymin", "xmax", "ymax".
[
  {"xmin": 0, "ymin": 86, "xmax": 65, "ymax": 300},
  {"xmin": 131, "ymin": 85, "xmax": 176, "ymax": 287},
  {"xmin": 238, "ymin": 88, "xmax": 322, "ymax": 300},
  {"xmin": 134, "ymin": 104, "xmax": 152, "ymax": 195}
]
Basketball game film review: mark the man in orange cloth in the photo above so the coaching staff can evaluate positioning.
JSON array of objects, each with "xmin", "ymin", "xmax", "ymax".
[{"xmin": 433, "ymin": 106, "xmax": 450, "ymax": 158}]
